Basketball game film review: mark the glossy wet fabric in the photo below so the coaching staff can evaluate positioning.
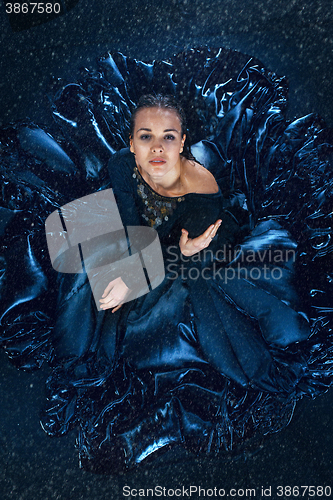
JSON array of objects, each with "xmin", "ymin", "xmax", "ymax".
[{"xmin": 0, "ymin": 47, "xmax": 333, "ymax": 473}]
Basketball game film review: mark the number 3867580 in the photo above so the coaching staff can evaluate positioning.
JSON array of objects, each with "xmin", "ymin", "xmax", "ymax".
[{"xmin": 5, "ymin": 3, "xmax": 62, "ymax": 14}]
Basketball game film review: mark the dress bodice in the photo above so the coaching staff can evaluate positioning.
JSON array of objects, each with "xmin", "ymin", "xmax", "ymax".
[{"xmin": 108, "ymin": 148, "xmax": 242, "ymax": 250}]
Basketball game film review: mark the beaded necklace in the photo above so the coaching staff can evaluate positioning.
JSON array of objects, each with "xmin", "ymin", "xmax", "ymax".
[{"xmin": 132, "ymin": 165, "xmax": 185, "ymax": 228}]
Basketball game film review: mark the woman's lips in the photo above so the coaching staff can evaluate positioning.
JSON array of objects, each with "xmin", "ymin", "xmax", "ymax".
[{"xmin": 149, "ymin": 158, "xmax": 166, "ymax": 165}]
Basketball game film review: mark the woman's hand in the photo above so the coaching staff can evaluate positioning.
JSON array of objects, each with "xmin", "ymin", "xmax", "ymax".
[
  {"xmin": 179, "ymin": 219, "xmax": 222, "ymax": 257},
  {"xmin": 99, "ymin": 277, "xmax": 131, "ymax": 313}
]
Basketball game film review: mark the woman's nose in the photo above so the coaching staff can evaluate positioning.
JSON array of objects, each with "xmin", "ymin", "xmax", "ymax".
[{"xmin": 151, "ymin": 141, "xmax": 163, "ymax": 152}]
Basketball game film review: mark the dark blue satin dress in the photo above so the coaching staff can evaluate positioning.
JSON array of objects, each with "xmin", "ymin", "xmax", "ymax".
[
  {"xmin": 51, "ymin": 149, "xmax": 310, "ymax": 473},
  {"xmin": 1, "ymin": 47, "xmax": 333, "ymax": 473}
]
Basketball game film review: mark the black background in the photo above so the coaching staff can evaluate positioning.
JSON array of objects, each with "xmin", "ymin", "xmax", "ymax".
[{"xmin": 0, "ymin": 1, "xmax": 333, "ymax": 498}]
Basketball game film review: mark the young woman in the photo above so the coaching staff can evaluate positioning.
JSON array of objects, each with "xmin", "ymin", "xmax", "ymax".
[{"xmin": 99, "ymin": 95, "xmax": 222, "ymax": 312}]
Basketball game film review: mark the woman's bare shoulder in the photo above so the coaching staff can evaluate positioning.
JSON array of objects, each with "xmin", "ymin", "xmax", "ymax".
[{"xmin": 184, "ymin": 159, "xmax": 219, "ymax": 194}]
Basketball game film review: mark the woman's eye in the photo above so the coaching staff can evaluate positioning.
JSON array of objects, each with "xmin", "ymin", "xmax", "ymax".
[
  {"xmin": 164, "ymin": 135, "xmax": 175, "ymax": 141},
  {"xmin": 139, "ymin": 134, "xmax": 151, "ymax": 140}
]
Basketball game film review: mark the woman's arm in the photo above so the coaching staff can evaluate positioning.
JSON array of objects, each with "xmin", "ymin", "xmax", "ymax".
[
  {"xmin": 108, "ymin": 148, "xmax": 141, "ymax": 227},
  {"xmin": 101, "ymin": 149, "xmax": 142, "ymax": 311}
]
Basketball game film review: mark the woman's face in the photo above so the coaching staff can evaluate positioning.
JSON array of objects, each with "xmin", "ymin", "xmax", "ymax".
[{"xmin": 130, "ymin": 107, "xmax": 186, "ymax": 181}]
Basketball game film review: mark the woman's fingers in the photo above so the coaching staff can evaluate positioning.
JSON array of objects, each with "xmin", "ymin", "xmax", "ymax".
[
  {"xmin": 209, "ymin": 219, "xmax": 222, "ymax": 238},
  {"xmin": 179, "ymin": 228, "xmax": 189, "ymax": 244},
  {"xmin": 101, "ymin": 278, "xmax": 117, "ymax": 298},
  {"xmin": 100, "ymin": 296, "xmax": 117, "ymax": 308},
  {"xmin": 204, "ymin": 219, "xmax": 221, "ymax": 240},
  {"xmin": 202, "ymin": 223, "xmax": 216, "ymax": 240},
  {"xmin": 100, "ymin": 288, "xmax": 124, "ymax": 306},
  {"xmin": 111, "ymin": 304, "xmax": 123, "ymax": 313},
  {"xmin": 100, "ymin": 290, "xmax": 116, "ymax": 304},
  {"xmin": 199, "ymin": 219, "xmax": 222, "ymax": 241},
  {"xmin": 100, "ymin": 294, "xmax": 122, "ymax": 310},
  {"xmin": 179, "ymin": 229, "xmax": 189, "ymax": 253},
  {"xmin": 100, "ymin": 294, "xmax": 125, "ymax": 310},
  {"xmin": 100, "ymin": 279, "xmax": 119, "ymax": 310},
  {"xmin": 197, "ymin": 219, "xmax": 222, "ymax": 245}
]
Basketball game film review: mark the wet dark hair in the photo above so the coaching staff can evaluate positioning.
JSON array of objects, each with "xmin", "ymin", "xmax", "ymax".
[{"xmin": 130, "ymin": 94, "xmax": 195, "ymax": 161}]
